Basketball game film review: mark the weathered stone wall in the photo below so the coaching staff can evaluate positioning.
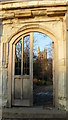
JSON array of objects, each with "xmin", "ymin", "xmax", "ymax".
[
  {"xmin": 0, "ymin": 3, "xmax": 2, "ymax": 118},
  {"xmin": 0, "ymin": 0, "xmax": 67, "ymax": 111},
  {"xmin": 0, "ymin": 42, "xmax": 2, "ymax": 119},
  {"xmin": 66, "ymin": 8, "xmax": 68, "ymax": 111}
]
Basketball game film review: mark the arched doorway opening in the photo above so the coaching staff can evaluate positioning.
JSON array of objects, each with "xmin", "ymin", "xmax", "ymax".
[{"xmin": 8, "ymin": 28, "xmax": 56, "ymax": 107}]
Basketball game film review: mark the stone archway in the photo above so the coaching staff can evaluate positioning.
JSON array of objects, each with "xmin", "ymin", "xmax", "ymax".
[
  {"xmin": 8, "ymin": 26, "xmax": 57, "ymax": 107},
  {"xmin": 0, "ymin": 0, "xmax": 67, "ymax": 111}
]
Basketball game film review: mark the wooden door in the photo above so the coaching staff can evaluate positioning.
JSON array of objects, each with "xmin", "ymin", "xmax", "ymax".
[{"xmin": 12, "ymin": 33, "xmax": 33, "ymax": 106}]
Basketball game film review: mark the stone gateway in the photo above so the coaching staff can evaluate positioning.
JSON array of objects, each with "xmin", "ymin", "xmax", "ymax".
[{"xmin": 0, "ymin": 0, "xmax": 68, "ymax": 119}]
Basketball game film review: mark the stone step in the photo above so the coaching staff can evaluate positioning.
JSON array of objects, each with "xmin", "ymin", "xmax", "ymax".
[{"xmin": 2, "ymin": 107, "xmax": 66, "ymax": 119}]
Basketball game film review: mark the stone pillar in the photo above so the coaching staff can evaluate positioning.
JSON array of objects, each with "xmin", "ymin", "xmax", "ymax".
[
  {"xmin": 0, "ymin": 42, "xmax": 2, "ymax": 119},
  {"xmin": 57, "ymin": 37, "xmax": 66, "ymax": 110},
  {"xmin": 54, "ymin": 41, "xmax": 58, "ymax": 108},
  {"xmin": 66, "ymin": 12, "xmax": 68, "ymax": 111},
  {"xmin": 0, "ymin": 16, "xmax": 2, "ymax": 119}
]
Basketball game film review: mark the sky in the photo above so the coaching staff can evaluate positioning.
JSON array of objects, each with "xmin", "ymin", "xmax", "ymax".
[{"xmin": 33, "ymin": 32, "xmax": 52, "ymax": 58}]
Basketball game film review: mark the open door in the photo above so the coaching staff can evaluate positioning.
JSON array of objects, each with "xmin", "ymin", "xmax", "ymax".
[{"xmin": 11, "ymin": 33, "xmax": 33, "ymax": 106}]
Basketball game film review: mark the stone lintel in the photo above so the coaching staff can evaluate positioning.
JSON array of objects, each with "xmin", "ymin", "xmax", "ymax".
[{"xmin": 0, "ymin": 9, "xmax": 67, "ymax": 20}]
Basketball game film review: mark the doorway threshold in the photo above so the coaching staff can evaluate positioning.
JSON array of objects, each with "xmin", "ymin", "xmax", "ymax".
[{"xmin": 2, "ymin": 106, "xmax": 66, "ymax": 119}]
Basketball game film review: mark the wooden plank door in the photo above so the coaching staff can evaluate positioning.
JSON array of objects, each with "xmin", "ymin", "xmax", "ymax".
[{"xmin": 12, "ymin": 33, "xmax": 33, "ymax": 106}]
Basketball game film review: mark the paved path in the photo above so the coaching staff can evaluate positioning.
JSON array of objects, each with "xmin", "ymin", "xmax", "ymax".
[{"xmin": 33, "ymin": 85, "xmax": 53, "ymax": 106}]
